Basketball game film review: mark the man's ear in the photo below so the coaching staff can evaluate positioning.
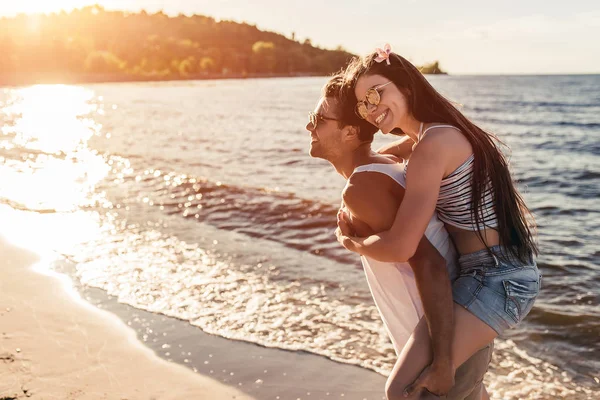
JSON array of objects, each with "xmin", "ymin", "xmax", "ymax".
[{"xmin": 341, "ymin": 125, "xmax": 359, "ymax": 142}]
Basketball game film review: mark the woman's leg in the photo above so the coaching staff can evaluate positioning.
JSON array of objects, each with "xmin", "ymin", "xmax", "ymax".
[{"xmin": 385, "ymin": 304, "xmax": 497, "ymax": 400}]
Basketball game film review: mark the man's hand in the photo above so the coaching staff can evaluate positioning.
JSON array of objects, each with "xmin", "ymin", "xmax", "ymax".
[
  {"xmin": 380, "ymin": 153, "xmax": 403, "ymax": 163},
  {"xmin": 403, "ymin": 360, "xmax": 455, "ymax": 398}
]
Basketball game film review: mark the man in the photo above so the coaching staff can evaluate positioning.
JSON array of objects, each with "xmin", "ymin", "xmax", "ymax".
[{"xmin": 306, "ymin": 75, "xmax": 493, "ymax": 400}]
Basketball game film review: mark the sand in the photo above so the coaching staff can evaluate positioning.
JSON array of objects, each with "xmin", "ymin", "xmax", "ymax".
[
  {"xmin": 0, "ymin": 237, "xmax": 256, "ymax": 400},
  {"xmin": 0, "ymin": 236, "xmax": 388, "ymax": 400}
]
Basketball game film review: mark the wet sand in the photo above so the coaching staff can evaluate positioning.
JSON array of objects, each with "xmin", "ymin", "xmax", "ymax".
[
  {"xmin": 0, "ymin": 237, "xmax": 254, "ymax": 400},
  {"xmin": 0, "ymin": 237, "xmax": 387, "ymax": 400}
]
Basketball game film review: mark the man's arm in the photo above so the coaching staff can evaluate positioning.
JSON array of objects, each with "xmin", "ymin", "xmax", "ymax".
[
  {"xmin": 342, "ymin": 172, "xmax": 455, "ymax": 395},
  {"xmin": 376, "ymin": 135, "xmax": 415, "ymax": 161}
]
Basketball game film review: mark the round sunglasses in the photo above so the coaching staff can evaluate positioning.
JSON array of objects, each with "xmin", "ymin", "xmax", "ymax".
[{"xmin": 355, "ymin": 81, "xmax": 393, "ymax": 119}]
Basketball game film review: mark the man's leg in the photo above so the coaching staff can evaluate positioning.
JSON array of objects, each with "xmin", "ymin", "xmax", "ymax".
[
  {"xmin": 385, "ymin": 306, "xmax": 497, "ymax": 400},
  {"xmin": 446, "ymin": 341, "xmax": 494, "ymax": 400},
  {"xmin": 465, "ymin": 384, "xmax": 490, "ymax": 400},
  {"xmin": 411, "ymin": 342, "xmax": 493, "ymax": 400}
]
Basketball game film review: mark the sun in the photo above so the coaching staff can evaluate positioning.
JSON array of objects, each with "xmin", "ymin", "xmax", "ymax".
[{"xmin": 0, "ymin": 0, "xmax": 98, "ymax": 16}]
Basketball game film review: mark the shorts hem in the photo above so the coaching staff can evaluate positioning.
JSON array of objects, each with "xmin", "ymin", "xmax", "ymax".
[{"xmin": 453, "ymin": 298, "xmax": 505, "ymax": 335}]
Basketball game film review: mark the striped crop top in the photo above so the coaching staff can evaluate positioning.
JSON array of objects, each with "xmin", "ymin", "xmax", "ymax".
[{"xmin": 407, "ymin": 124, "xmax": 498, "ymax": 231}]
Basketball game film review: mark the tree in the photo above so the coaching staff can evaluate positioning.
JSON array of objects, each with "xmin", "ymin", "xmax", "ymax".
[
  {"xmin": 419, "ymin": 61, "xmax": 446, "ymax": 75},
  {"xmin": 178, "ymin": 56, "xmax": 197, "ymax": 76},
  {"xmin": 251, "ymin": 41, "xmax": 276, "ymax": 73},
  {"xmin": 199, "ymin": 56, "xmax": 215, "ymax": 73},
  {"xmin": 84, "ymin": 51, "xmax": 125, "ymax": 73},
  {"xmin": 0, "ymin": 7, "xmax": 371, "ymax": 81}
]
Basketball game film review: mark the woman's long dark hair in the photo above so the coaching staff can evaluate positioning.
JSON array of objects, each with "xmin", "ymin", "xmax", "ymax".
[{"xmin": 343, "ymin": 53, "xmax": 538, "ymax": 262}]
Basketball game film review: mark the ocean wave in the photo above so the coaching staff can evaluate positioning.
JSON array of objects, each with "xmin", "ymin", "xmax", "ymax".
[
  {"xmin": 478, "ymin": 116, "xmax": 600, "ymax": 130},
  {"xmin": 0, "ymin": 197, "xmax": 57, "ymax": 214},
  {"xmin": 99, "ymin": 170, "xmax": 355, "ymax": 265},
  {"xmin": 501, "ymin": 100, "xmax": 600, "ymax": 109}
]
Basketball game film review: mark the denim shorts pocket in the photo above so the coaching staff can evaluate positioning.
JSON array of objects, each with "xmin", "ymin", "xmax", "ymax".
[{"xmin": 503, "ymin": 278, "xmax": 539, "ymax": 324}]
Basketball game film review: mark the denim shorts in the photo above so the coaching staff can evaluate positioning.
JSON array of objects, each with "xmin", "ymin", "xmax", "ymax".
[{"xmin": 452, "ymin": 245, "xmax": 542, "ymax": 335}]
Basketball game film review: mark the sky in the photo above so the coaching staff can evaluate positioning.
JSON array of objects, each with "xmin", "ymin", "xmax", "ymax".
[{"xmin": 1, "ymin": 0, "xmax": 599, "ymax": 74}]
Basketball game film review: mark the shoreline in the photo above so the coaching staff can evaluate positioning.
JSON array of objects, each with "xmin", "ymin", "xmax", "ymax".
[
  {"xmin": 0, "ymin": 70, "xmax": 451, "ymax": 87},
  {"xmin": 0, "ymin": 237, "xmax": 257, "ymax": 400},
  {"xmin": 0, "ymin": 72, "xmax": 325, "ymax": 88},
  {"xmin": 2, "ymin": 72, "xmax": 597, "ymax": 89},
  {"xmin": 0, "ymin": 237, "xmax": 387, "ymax": 400}
]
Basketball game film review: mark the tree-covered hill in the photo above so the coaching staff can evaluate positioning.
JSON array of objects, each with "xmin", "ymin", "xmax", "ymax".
[{"xmin": 0, "ymin": 5, "xmax": 445, "ymax": 84}]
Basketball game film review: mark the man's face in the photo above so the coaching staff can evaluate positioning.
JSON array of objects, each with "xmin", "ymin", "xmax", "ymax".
[{"xmin": 306, "ymin": 97, "xmax": 343, "ymax": 160}]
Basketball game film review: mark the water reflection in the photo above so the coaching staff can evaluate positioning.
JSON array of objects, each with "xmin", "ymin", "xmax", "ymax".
[{"xmin": 0, "ymin": 84, "xmax": 108, "ymax": 256}]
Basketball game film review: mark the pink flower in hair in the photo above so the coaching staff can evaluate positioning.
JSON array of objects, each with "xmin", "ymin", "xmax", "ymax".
[{"xmin": 374, "ymin": 43, "xmax": 392, "ymax": 65}]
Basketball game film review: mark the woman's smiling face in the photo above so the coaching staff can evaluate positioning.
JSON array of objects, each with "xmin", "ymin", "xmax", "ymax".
[{"xmin": 354, "ymin": 74, "xmax": 410, "ymax": 134}]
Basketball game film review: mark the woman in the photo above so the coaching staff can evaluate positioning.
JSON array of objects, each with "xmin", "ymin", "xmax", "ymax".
[{"xmin": 336, "ymin": 45, "xmax": 541, "ymax": 399}]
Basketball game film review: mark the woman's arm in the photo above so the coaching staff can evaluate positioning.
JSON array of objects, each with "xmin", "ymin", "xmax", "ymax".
[{"xmin": 337, "ymin": 138, "xmax": 448, "ymax": 262}]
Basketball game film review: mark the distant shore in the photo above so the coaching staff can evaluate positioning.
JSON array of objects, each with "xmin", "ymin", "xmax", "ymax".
[
  {"xmin": 0, "ymin": 72, "xmax": 323, "ymax": 87},
  {"xmin": 0, "ymin": 6, "xmax": 446, "ymax": 88},
  {"xmin": 0, "ymin": 70, "xmax": 446, "ymax": 87}
]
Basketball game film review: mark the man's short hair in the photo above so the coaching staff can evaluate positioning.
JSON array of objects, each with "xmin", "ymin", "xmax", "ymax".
[{"xmin": 322, "ymin": 74, "xmax": 378, "ymax": 143}]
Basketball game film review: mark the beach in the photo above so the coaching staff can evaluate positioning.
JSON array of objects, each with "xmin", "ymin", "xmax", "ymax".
[
  {"xmin": 0, "ymin": 237, "xmax": 257, "ymax": 400},
  {"xmin": 0, "ymin": 236, "xmax": 389, "ymax": 400}
]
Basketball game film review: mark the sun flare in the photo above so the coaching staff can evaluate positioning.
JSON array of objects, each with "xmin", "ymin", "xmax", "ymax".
[{"xmin": 1, "ymin": 0, "xmax": 97, "ymax": 15}]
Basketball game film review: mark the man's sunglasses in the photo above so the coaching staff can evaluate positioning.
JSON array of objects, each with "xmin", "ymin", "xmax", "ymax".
[{"xmin": 308, "ymin": 111, "xmax": 337, "ymax": 129}]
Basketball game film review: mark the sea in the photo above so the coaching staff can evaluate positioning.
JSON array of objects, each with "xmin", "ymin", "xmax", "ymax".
[{"xmin": 0, "ymin": 75, "xmax": 598, "ymax": 399}]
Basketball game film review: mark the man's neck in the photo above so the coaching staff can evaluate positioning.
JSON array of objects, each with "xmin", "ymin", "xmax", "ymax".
[{"xmin": 331, "ymin": 143, "xmax": 377, "ymax": 179}]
